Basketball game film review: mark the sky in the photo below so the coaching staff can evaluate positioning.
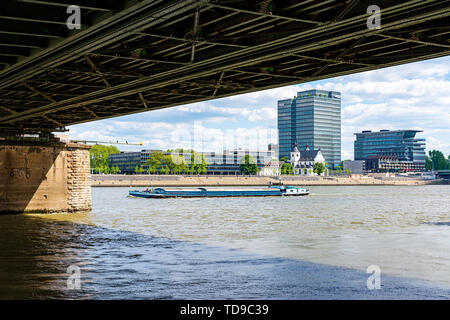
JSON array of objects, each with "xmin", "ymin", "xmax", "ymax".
[{"xmin": 67, "ymin": 56, "xmax": 450, "ymax": 160}]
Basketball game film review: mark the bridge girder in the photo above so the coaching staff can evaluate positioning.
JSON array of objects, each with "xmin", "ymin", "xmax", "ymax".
[{"xmin": 0, "ymin": 0, "xmax": 449, "ymax": 135}]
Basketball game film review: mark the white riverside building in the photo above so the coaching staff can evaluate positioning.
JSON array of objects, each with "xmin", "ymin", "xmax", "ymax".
[
  {"xmin": 109, "ymin": 149, "xmax": 278, "ymax": 175},
  {"xmin": 289, "ymin": 144, "xmax": 326, "ymax": 175}
]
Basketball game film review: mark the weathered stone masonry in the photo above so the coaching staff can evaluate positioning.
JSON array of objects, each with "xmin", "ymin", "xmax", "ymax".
[
  {"xmin": 66, "ymin": 145, "xmax": 91, "ymax": 212},
  {"xmin": 0, "ymin": 141, "xmax": 91, "ymax": 214}
]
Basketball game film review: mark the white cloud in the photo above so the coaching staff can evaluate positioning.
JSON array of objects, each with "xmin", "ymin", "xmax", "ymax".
[
  {"xmin": 174, "ymin": 102, "xmax": 277, "ymax": 124},
  {"xmin": 70, "ymin": 120, "xmax": 277, "ymax": 153}
]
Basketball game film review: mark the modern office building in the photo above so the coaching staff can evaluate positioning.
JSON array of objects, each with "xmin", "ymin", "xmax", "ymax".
[
  {"xmin": 140, "ymin": 149, "xmax": 196, "ymax": 170},
  {"xmin": 108, "ymin": 151, "xmax": 141, "ymax": 173},
  {"xmin": 343, "ymin": 160, "xmax": 365, "ymax": 174},
  {"xmin": 354, "ymin": 129, "xmax": 426, "ymax": 172},
  {"xmin": 109, "ymin": 149, "xmax": 276, "ymax": 175},
  {"xmin": 278, "ymin": 89, "xmax": 341, "ymax": 168},
  {"xmin": 364, "ymin": 155, "xmax": 426, "ymax": 172},
  {"xmin": 200, "ymin": 149, "xmax": 275, "ymax": 175}
]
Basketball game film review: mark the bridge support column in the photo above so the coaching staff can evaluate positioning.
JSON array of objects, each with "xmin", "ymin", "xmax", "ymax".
[{"xmin": 0, "ymin": 141, "xmax": 91, "ymax": 214}]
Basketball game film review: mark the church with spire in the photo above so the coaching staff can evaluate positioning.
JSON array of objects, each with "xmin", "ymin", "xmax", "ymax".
[{"xmin": 289, "ymin": 143, "xmax": 326, "ymax": 175}]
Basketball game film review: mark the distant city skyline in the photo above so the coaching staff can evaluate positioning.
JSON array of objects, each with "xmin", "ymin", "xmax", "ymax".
[{"xmin": 68, "ymin": 56, "xmax": 450, "ymax": 159}]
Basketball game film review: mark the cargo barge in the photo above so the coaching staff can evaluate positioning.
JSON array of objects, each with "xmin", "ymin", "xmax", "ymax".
[{"xmin": 129, "ymin": 186, "xmax": 309, "ymax": 198}]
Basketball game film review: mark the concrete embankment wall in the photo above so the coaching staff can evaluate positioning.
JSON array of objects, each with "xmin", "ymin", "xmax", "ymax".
[
  {"xmin": 91, "ymin": 174, "xmax": 443, "ymax": 187},
  {"xmin": 0, "ymin": 142, "xmax": 91, "ymax": 214}
]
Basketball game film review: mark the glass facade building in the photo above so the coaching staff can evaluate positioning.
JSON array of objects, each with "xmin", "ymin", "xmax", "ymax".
[
  {"xmin": 278, "ymin": 89, "xmax": 341, "ymax": 168},
  {"xmin": 108, "ymin": 152, "xmax": 141, "ymax": 173},
  {"xmin": 109, "ymin": 149, "xmax": 275, "ymax": 175},
  {"xmin": 354, "ymin": 130, "xmax": 426, "ymax": 165}
]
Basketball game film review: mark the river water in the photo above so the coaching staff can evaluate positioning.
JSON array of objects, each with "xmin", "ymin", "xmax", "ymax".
[{"xmin": 1, "ymin": 185, "xmax": 449, "ymax": 299}]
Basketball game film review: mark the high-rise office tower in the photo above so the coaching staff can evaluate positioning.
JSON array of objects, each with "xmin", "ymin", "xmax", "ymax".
[{"xmin": 278, "ymin": 89, "xmax": 341, "ymax": 168}]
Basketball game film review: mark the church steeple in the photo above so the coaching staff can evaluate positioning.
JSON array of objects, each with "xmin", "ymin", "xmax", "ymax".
[{"xmin": 290, "ymin": 143, "xmax": 301, "ymax": 166}]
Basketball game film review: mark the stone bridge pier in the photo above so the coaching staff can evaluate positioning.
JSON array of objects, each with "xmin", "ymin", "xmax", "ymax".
[{"xmin": 0, "ymin": 141, "xmax": 91, "ymax": 214}]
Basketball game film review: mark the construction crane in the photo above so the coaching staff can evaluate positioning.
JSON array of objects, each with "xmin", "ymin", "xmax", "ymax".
[{"xmin": 72, "ymin": 140, "xmax": 143, "ymax": 146}]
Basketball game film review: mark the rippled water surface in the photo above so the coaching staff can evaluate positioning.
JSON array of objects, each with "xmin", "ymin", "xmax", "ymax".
[{"xmin": 1, "ymin": 185, "xmax": 449, "ymax": 299}]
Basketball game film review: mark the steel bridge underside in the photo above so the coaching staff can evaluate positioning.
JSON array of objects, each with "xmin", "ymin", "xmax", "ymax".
[{"xmin": 0, "ymin": 0, "xmax": 449, "ymax": 135}]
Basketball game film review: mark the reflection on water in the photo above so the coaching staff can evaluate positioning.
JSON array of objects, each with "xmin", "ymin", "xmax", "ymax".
[{"xmin": 0, "ymin": 185, "xmax": 449, "ymax": 299}]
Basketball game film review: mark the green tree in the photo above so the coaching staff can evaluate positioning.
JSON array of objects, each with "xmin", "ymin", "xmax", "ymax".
[
  {"xmin": 144, "ymin": 151, "xmax": 184, "ymax": 174},
  {"xmin": 189, "ymin": 151, "xmax": 208, "ymax": 174},
  {"xmin": 141, "ymin": 149, "xmax": 209, "ymax": 175},
  {"xmin": 162, "ymin": 152, "xmax": 175, "ymax": 174},
  {"xmin": 280, "ymin": 162, "xmax": 293, "ymax": 175},
  {"xmin": 103, "ymin": 165, "xmax": 110, "ymax": 174},
  {"xmin": 111, "ymin": 165, "xmax": 120, "ymax": 174},
  {"xmin": 89, "ymin": 144, "xmax": 120, "ymax": 174},
  {"xmin": 425, "ymin": 156, "xmax": 432, "ymax": 170},
  {"xmin": 160, "ymin": 167, "xmax": 170, "ymax": 174},
  {"xmin": 172, "ymin": 153, "xmax": 188, "ymax": 174},
  {"xmin": 240, "ymin": 155, "xmax": 259, "ymax": 175},
  {"xmin": 145, "ymin": 151, "xmax": 164, "ymax": 173},
  {"xmin": 187, "ymin": 163, "xmax": 195, "ymax": 175},
  {"xmin": 428, "ymin": 150, "xmax": 449, "ymax": 170},
  {"xmin": 280, "ymin": 156, "xmax": 288, "ymax": 162},
  {"xmin": 313, "ymin": 162, "xmax": 325, "ymax": 175}
]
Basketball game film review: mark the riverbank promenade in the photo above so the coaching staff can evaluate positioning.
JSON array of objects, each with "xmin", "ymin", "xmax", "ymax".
[{"xmin": 91, "ymin": 174, "xmax": 444, "ymax": 187}]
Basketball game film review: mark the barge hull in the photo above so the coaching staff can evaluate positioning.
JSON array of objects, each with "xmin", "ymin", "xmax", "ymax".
[
  {"xmin": 129, "ymin": 187, "xmax": 309, "ymax": 198},
  {"xmin": 129, "ymin": 192, "xmax": 309, "ymax": 198}
]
